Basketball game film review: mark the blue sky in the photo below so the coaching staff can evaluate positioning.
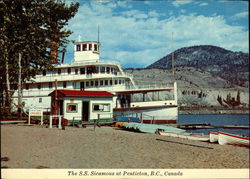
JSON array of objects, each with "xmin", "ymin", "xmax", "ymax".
[{"xmin": 65, "ymin": 0, "xmax": 249, "ymax": 68}]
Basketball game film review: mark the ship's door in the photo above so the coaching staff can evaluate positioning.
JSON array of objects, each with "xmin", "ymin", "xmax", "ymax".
[
  {"xmin": 80, "ymin": 82, "xmax": 85, "ymax": 90},
  {"xmin": 82, "ymin": 101, "xmax": 89, "ymax": 121}
]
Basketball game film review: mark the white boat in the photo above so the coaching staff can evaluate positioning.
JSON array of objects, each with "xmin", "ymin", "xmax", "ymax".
[
  {"xmin": 158, "ymin": 131, "xmax": 209, "ymax": 141},
  {"xmin": 209, "ymin": 132, "xmax": 218, "ymax": 143},
  {"xmin": 12, "ymin": 37, "xmax": 178, "ymax": 124},
  {"xmin": 218, "ymin": 131, "xmax": 250, "ymax": 147}
]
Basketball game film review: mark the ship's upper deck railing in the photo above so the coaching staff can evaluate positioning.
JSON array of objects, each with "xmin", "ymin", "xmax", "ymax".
[
  {"xmin": 58, "ymin": 60, "xmax": 122, "ymax": 68},
  {"xmin": 30, "ymin": 70, "xmax": 134, "ymax": 83}
]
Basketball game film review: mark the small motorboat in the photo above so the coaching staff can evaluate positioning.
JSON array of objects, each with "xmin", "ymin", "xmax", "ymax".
[
  {"xmin": 209, "ymin": 132, "xmax": 218, "ymax": 143},
  {"xmin": 158, "ymin": 130, "xmax": 209, "ymax": 142},
  {"xmin": 218, "ymin": 131, "xmax": 249, "ymax": 147}
]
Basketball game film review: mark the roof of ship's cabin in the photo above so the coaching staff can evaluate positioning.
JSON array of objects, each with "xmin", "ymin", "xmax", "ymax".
[{"xmin": 48, "ymin": 90, "xmax": 116, "ymax": 98}]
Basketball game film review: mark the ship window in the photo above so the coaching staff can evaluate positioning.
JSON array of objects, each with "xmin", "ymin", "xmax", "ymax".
[
  {"xmin": 75, "ymin": 68, "xmax": 78, "ymax": 74},
  {"xmin": 37, "ymin": 84, "xmax": 41, "ymax": 89},
  {"xmin": 115, "ymin": 80, "xmax": 118, "ymax": 85},
  {"xmin": 80, "ymin": 68, "xmax": 85, "ymax": 74},
  {"xmin": 100, "ymin": 67, "xmax": 105, "ymax": 73},
  {"xmin": 107, "ymin": 67, "xmax": 110, "ymax": 73},
  {"xmin": 63, "ymin": 82, "xmax": 67, "ymax": 88},
  {"xmin": 76, "ymin": 45, "xmax": 81, "ymax": 51},
  {"xmin": 67, "ymin": 68, "xmax": 71, "ymax": 74},
  {"xmin": 90, "ymin": 81, "xmax": 94, "ymax": 86},
  {"xmin": 25, "ymin": 84, "xmax": 29, "ymax": 90},
  {"xmin": 58, "ymin": 69, "xmax": 61, "ymax": 75},
  {"xmin": 105, "ymin": 80, "xmax": 108, "ymax": 86},
  {"xmin": 80, "ymin": 82, "xmax": 84, "ymax": 90},
  {"xmin": 92, "ymin": 104, "xmax": 110, "ymax": 112},
  {"xmin": 82, "ymin": 44, "xmax": 87, "ymax": 51},
  {"xmin": 66, "ymin": 103, "xmax": 78, "ymax": 113},
  {"xmin": 49, "ymin": 82, "xmax": 52, "ymax": 89},
  {"xmin": 86, "ymin": 81, "xmax": 89, "ymax": 87},
  {"xmin": 119, "ymin": 80, "xmax": 121, "ymax": 84},
  {"xmin": 95, "ymin": 81, "xmax": 98, "ymax": 87},
  {"xmin": 87, "ymin": 66, "xmax": 94, "ymax": 74},
  {"xmin": 95, "ymin": 67, "xmax": 99, "ymax": 73},
  {"xmin": 100, "ymin": 80, "xmax": 103, "ymax": 86},
  {"xmin": 42, "ymin": 70, "xmax": 46, "ymax": 76},
  {"xmin": 39, "ymin": 98, "xmax": 42, "ymax": 103},
  {"xmin": 110, "ymin": 80, "xmax": 113, "ymax": 85},
  {"xmin": 94, "ymin": 44, "xmax": 97, "ymax": 51},
  {"xmin": 89, "ymin": 44, "xmax": 92, "ymax": 50}
]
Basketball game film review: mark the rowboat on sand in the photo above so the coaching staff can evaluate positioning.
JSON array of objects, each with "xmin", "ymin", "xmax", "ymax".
[
  {"xmin": 158, "ymin": 130, "xmax": 209, "ymax": 142},
  {"xmin": 209, "ymin": 132, "xmax": 218, "ymax": 143},
  {"xmin": 218, "ymin": 131, "xmax": 249, "ymax": 147}
]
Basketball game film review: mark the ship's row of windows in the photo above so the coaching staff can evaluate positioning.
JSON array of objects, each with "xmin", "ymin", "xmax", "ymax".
[
  {"xmin": 42, "ymin": 66, "xmax": 118, "ymax": 76},
  {"xmin": 25, "ymin": 79, "xmax": 126, "ymax": 90},
  {"xmin": 76, "ymin": 44, "xmax": 99, "ymax": 52}
]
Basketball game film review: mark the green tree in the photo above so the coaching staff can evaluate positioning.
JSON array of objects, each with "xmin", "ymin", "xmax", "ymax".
[{"xmin": 0, "ymin": 0, "xmax": 79, "ymax": 116}]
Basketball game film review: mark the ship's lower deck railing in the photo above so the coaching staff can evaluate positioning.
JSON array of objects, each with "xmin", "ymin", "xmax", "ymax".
[{"xmin": 125, "ymin": 83, "xmax": 175, "ymax": 90}]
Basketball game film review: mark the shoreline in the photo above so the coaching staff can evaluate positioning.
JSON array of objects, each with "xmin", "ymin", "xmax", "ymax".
[
  {"xmin": 1, "ymin": 125, "xmax": 249, "ymax": 169},
  {"xmin": 179, "ymin": 109, "xmax": 249, "ymax": 115}
]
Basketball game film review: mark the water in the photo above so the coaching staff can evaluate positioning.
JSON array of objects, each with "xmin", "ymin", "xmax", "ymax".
[{"xmin": 178, "ymin": 114, "xmax": 250, "ymax": 137}]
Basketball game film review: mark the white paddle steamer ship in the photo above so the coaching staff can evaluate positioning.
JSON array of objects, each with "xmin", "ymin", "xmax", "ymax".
[{"xmin": 12, "ymin": 38, "xmax": 178, "ymax": 124}]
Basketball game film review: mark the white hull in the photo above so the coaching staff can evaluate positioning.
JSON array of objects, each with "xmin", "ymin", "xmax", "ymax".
[
  {"xmin": 114, "ymin": 106, "xmax": 178, "ymax": 124},
  {"xmin": 218, "ymin": 131, "xmax": 249, "ymax": 147},
  {"xmin": 209, "ymin": 132, "xmax": 218, "ymax": 143},
  {"xmin": 159, "ymin": 131, "xmax": 209, "ymax": 141}
]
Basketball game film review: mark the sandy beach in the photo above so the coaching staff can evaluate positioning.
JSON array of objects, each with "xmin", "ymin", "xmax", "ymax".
[{"xmin": 1, "ymin": 125, "xmax": 249, "ymax": 169}]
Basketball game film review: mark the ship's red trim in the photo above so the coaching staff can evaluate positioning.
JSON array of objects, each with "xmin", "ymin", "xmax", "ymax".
[
  {"xmin": 209, "ymin": 132, "xmax": 218, "ymax": 135},
  {"xmin": 48, "ymin": 90, "xmax": 115, "ymax": 98},
  {"xmin": 218, "ymin": 131, "xmax": 250, "ymax": 140}
]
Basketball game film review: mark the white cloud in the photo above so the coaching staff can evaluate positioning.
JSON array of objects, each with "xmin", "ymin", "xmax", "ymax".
[
  {"xmin": 121, "ymin": 10, "xmax": 148, "ymax": 19},
  {"xmin": 117, "ymin": 1, "xmax": 132, "ymax": 8},
  {"xmin": 231, "ymin": 11, "xmax": 248, "ymax": 20},
  {"xmin": 172, "ymin": 0, "xmax": 194, "ymax": 7},
  {"xmin": 66, "ymin": 2, "xmax": 249, "ymax": 68}
]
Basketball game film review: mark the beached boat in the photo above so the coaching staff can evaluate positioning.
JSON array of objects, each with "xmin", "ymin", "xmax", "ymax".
[
  {"xmin": 123, "ymin": 123, "xmax": 185, "ymax": 134},
  {"xmin": 218, "ymin": 131, "xmax": 250, "ymax": 147},
  {"xmin": 158, "ymin": 131, "xmax": 209, "ymax": 142},
  {"xmin": 209, "ymin": 132, "xmax": 218, "ymax": 143}
]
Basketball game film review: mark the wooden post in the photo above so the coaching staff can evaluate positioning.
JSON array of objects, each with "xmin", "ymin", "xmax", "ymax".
[
  {"xmin": 140, "ymin": 113, "xmax": 143, "ymax": 123},
  {"xmin": 94, "ymin": 119, "xmax": 96, "ymax": 131},
  {"xmin": 41, "ymin": 113, "xmax": 43, "ymax": 125},
  {"xmin": 58, "ymin": 116, "xmax": 62, "ymax": 129},
  {"xmin": 28, "ymin": 111, "xmax": 31, "ymax": 125},
  {"xmin": 49, "ymin": 116, "xmax": 52, "ymax": 128}
]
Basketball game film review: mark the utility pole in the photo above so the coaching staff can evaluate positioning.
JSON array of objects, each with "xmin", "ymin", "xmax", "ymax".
[{"xmin": 18, "ymin": 53, "xmax": 22, "ymax": 120}]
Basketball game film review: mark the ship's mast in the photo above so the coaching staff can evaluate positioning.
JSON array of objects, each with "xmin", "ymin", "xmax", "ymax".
[
  {"xmin": 171, "ymin": 32, "xmax": 175, "ymax": 80},
  {"xmin": 97, "ymin": 24, "xmax": 100, "ymax": 43}
]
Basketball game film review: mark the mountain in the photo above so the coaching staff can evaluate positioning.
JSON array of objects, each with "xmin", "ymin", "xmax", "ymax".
[{"xmin": 146, "ymin": 45, "xmax": 249, "ymax": 87}]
